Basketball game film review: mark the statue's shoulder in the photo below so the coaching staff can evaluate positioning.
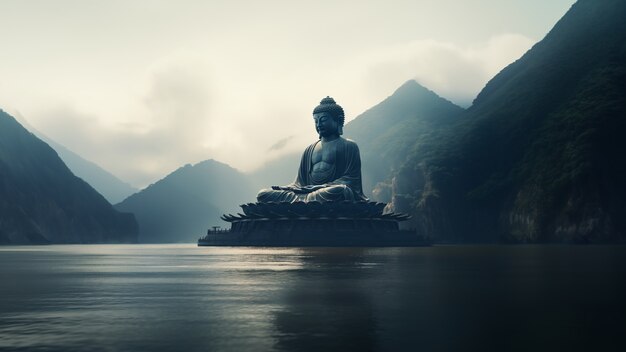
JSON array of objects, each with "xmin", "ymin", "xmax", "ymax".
[
  {"xmin": 301, "ymin": 140, "xmax": 320, "ymax": 155},
  {"xmin": 305, "ymin": 140, "xmax": 320, "ymax": 150},
  {"xmin": 340, "ymin": 137, "xmax": 360, "ymax": 149}
]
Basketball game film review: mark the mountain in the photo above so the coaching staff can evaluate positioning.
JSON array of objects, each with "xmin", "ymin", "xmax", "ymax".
[
  {"xmin": 12, "ymin": 115, "xmax": 138, "ymax": 204},
  {"xmin": 344, "ymin": 80, "xmax": 464, "ymax": 198},
  {"xmin": 41, "ymin": 138, "xmax": 137, "ymax": 204},
  {"xmin": 0, "ymin": 110, "xmax": 138, "ymax": 244},
  {"xmin": 115, "ymin": 159, "xmax": 255, "ymax": 243},
  {"xmin": 390, "ymin": 0, "xmax": 626, "ymax": 243}
]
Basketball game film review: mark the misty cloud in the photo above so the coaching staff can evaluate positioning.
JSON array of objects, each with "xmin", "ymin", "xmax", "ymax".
[
  {"xmin": 26, "ymin": 34, "xmax": 536, "ymax": 188},
  {"xmin": 267, "ymin": 136, "xmax": 294, "ymax": 152},
  {"xmin": 31, "ymin": 56, "xmax": 217, "ymax": 188},
  {"xmin": 0, "ymin": 2, "xmax": 574, "ymax": 188},
  {"xmin": 355, "ymin": 34, "xmax": 535, "ymax": 107}
]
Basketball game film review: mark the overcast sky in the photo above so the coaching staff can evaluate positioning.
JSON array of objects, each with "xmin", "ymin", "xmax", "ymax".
[{"xmin": 0, "ymin": 0, "xmax": 575, "ymax": 188}]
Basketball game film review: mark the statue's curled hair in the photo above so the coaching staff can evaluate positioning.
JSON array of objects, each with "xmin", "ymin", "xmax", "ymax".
[{"xmin": 313, "ymin": 96, "xmax": 345, "ymax": 128}]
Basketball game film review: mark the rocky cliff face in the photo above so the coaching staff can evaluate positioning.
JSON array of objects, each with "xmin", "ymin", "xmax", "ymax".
[
  {"xmin": 390, "ymin": 0, "xmax": 626, "ymax": 243},
  {"xmin": 0, "ymin": 110, "xmax": 138, "ymax": 244}
]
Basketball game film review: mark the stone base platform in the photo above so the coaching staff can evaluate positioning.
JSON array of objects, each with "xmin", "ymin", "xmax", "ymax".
[
  {"xmin": 198, "ymin": 217, "xmax": 430, "ymax": 247},
  {"xmin": 198, "ymin": 201, "xmax": 429, "ymax": 247}
]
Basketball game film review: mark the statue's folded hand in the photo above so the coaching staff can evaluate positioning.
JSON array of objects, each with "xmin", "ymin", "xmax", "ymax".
[
  {"xmin": 294, "ymin": 184, "xmax": 328, "ymax": 194},
  {"xmin": 271, "ymin": 185, "xmax": 328, "ymax": 194},
  {"xmin": 305, "ymin": 184, "xmax": 327, "ymax": 192}
]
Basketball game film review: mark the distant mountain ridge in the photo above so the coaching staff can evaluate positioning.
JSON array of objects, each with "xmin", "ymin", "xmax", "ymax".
[
  {"xmin": 42, "ymin": 138, "xmax": 137, "ymax": 204},
  {"xmin": 0, "ymin": 110, "xmax": 137, "ymax": 244},
  {"xmin": 115, "ymin": 159, "xmax": 254, "ymax": 243},
  {"xmin": 12, "ymin": 115, "xmax": 138, "ymax": 204}
]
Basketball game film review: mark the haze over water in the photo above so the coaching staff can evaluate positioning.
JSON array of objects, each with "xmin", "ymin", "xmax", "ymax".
[{"xmin": 1, "ymin": 244, "xmax": 625, "ymax": 351}]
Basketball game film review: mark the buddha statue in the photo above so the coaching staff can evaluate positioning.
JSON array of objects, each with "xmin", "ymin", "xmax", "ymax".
[{"xmin": 257, "ymin": 97, "xmax": 368, "ymax": 203}]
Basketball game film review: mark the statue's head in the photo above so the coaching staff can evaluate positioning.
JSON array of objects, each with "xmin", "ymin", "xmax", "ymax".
[{"xmin": 312, "ymin": 96, "xmax": 345, "ymax": 138}]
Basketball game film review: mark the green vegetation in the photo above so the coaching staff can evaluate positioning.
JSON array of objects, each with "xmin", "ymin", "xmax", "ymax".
[
  {"xmin": 394, "ymin": 0, "xmax": 626, "ymax": 242},
  {"xmin": 344, "ymin": 80, "xmax": 464, "ymax": 196}
]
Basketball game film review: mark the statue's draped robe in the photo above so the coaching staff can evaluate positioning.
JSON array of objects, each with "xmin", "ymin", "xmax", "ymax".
[{"xmin": 257, "ymin": 138, "xmax": 367, "ymax": 203}]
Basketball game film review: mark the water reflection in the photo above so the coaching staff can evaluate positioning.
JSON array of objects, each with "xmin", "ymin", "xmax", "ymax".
[
  {"xmin": 1, "ymin": 245, "xmax": 625, "ymax": 351},
  {"xmin": 271, "ymin": 249, "xmax": 379, "ymax": 351}
]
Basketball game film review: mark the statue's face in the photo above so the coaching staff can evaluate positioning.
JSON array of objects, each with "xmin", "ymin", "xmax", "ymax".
[{"xmin": 313, "ymin": 112, "xmax": 339, "ymax": 138}]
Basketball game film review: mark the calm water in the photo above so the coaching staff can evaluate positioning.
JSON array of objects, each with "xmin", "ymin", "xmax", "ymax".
[{"xmin": 1, "ymin": 244, "xmax": 625, "ymax": 352}]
